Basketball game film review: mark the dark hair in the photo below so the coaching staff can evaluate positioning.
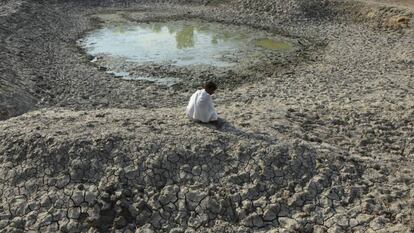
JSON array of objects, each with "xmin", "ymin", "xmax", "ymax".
[{"xmin": 203, "ymin": 81, "xmax": 217, "ymax": 91}]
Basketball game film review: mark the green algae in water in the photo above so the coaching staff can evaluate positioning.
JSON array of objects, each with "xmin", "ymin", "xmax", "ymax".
[{"xmin": 255, "ymin": 38, "xmax": 292, "ymax": 50}]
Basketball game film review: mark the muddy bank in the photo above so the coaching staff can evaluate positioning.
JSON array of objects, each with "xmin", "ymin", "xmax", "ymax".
[
  {"xmin": 1, "ymin": 0, "xmax": 412, "ymax": 119},
  {"xmin": 0, "ymin": 108, "xmax": 362, "ymax": 232},
  {"xmin": 79, "ymin": 16, "xmax": 302, "ymax": 88},
  {"xmin": 0, "ymin": 0, "xmax": 413, "ymax": 232}
]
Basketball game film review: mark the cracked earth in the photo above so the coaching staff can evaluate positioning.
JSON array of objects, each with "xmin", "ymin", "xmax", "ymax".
[{"xmin": 0, "ymin": 0, "xmax": 413, "ymax": 232}]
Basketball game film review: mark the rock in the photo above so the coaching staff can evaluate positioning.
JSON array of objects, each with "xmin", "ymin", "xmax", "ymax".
[
  {"xmin": 200, "ymin": 197, "xmax": 221, "ymax": 214},
  {"xmin": 349, "ymin": 218, "xmax": 358, "ymax": 228},
  {"xmin": 192, "ymin": 165, "xmax": 202, "ymax": 176},
  {"xmin": 35, "ymin": 212, "xmax": 52, "ymax": 228},
  {"xmin": 279, "ymin": 217, "xmax": 299, "ymax": 231},
  {"xmin": 263, "ymin": 204, "xmax": 279, "ymax": 221},
  {"xmin": 288, "ymin": 192, "xmax": 305, "ymax": 207},
  {"xmin": 356, "ymin": 214, "xmax": 374, "ymax": 225},
  {"xmin": 0, "ymin": 220, "xmax": 9, "ymax": 229},
  {"xmin": 327, "ymin": 225, "xmax": 346, "ymax": 233},
  {"xmin": 334, "ymin": 214, "xmax": 349, "ymax": 227},
  {"xmin": 124, "ymin": 165, "xmax": 139, "ymax": 180},
  {"xmin": 188, "ymin": 213, "xmax": 208, "ymax": 228},
  {"xmin": 159, "ymin": 185, "xmax": 179, "ymax": 205},
  {"xmin": 10, "ymin": 197, "xmax": 28, "ymax": 216},
  {"xmin": 170, "ymin": 228, "xmax": 184, "ymax": 233},
  {"xmin": 99, "ymin": 66, "xmax": 108, "ymax": 71},
  {"xmin": 242, "ymin": 213, "xmax": 264, "ymax": 228},
  {"xmin": 9, "ymin": 217, "xmax": 25, "ymax": 229},
  {"xmin": 64, "ymin": 219, "xmax": 80, "ymax": 233},
  {"xmin": 136, "ymin": 223, "xmax": 155, "ymax": 233},
  {"xmin": 85, "ymin": 191, "xmax": 97, "ymax": 205},
  {"xmin": 114, "ymin": 216, "xmax": 127, "ymax": 229},
  {"xmin": 68, "ymin": 207, "xmax": 81, "ymax": 219},
  {"xmin": 71, "ymin": 191, "xmax": 84, "ymax": 206},
  {"xmin": 39, "ymin": 195, "xmax": 52, "ymax": 209},
  {"xmin": 185, "ymin": 191, "xmax": 206, "ymax": 211},
  {"xmin": 386, "ymin": 16, "xmax": 410, "ymax": 29},
  {"xmin": 149, "ymin": 212, "xmax": 162, "ymax": 229},
  {"xmin": 263, "ymin": 209, "xmax": 277, "ymax": 222},
  {"xmin": 370, "ymin": 216, "xmax": 386, "ymax": 230},
  {"xmin": 46, "ymin": 222, "xmax": 59, "ymax": 232}
]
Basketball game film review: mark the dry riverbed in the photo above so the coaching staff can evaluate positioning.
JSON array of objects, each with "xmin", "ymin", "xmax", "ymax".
[{"xmin": 0, "ymin": 0, "xmax": 413, "ymax": 232}]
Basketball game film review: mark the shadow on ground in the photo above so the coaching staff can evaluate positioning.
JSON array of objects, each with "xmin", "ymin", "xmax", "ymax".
[{"xmin": 195, "ymin": 118, "xmax": 277, "ymax": 143}]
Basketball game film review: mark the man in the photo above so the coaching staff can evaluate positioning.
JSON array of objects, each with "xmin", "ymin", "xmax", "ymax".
[{"xmin": 186, "ymin": 81, "xmax": 218, "ymax": 123}]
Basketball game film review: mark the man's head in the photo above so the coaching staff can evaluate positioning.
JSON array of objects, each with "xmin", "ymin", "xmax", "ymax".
[{"xmin": 203, "ymin": 81, "xmax": 217, "ymax": 95}]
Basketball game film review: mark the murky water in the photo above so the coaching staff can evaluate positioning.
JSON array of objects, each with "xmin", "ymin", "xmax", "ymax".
[
  {"xmin": 255, "ymin": 38, "xmax": 292, "ymax": 50},
  {"xmin": 81, "ymin": 20, "xmax": 292, "ymax": 67},
  {"xmin": 79, "ymin": 18, "xmax": 297, "ymax": 86}
]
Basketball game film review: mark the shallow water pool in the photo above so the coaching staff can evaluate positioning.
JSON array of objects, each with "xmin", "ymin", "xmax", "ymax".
[{"xmin": 80, "ymin": 20, "xmax": 293, "ymax": 67}]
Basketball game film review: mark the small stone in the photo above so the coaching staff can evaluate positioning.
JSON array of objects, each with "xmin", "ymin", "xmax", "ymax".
[
  {"xmin": 263, "ymin": 208, "xmax": 277, "ymax": 221},
  {"xmin": 188, "ymin": 213, "xmax": 208, "ymax": 228},
  {"xmin": 279, "ymin": 217, "xmax": 298, "ymax": 231},
  {"xmin": 349, "ymin": 218, "xmax": 358, "ymax": 228},
  {"xmin": 66, "ymin": 219, "xmax": 80, "ymax": 232},
  {"xmin": 68, "ymin": 207, "xmax": 81, "ymax": 219},
  {"xmin": 333, "ymin": 214, "xmax": 349, "ymax": 227},
  {"xmin": 356, "ymin": 214, "xmax": 374, "ymax": 224},
  {"xmin": 200, "ymin": 197, "xmax": 221, "ymax": 214},
  {"xmin": 11, "ymin": 197, "xmax": 27, "ymax": 216},
  {"xmin": 85, "ymin": 192, "xmax": 97, "ymax": 205},
  {"xmin": 72, "ymin": 191, "xmax": 84, "ymax": 206},
  {"xmin": 36, "ymin": 212, "xmax": 52, "ymax": 227},
  {"xmin": 124, "ymin": 166, "xmax": 139, "ymax": 180},
  {"xmin": 135, "ymin": 224, "xmax": 154, "ymax": 233},
  {"xmin": 327, "ymin": 225, "xmax": 346, "ymax": 233},
  {"xmin": 185, "ymin": 191, "xmax": 206, "ymax": 211},
  {"xmin": 159, "ymin": 185, "xmax": 179, "ymax": 205},
  {"xmin": 192, "ymin": 166, "xmax": 202, "ymax": 176},
  {"xmin": 242, "ymin": 213, "xmax": 264, "ymax": 227},
  {"xmin": 313, "ymin": 225, "xmax": 328, "ymax": 233},
  {"xmin": 0, "ymin": 220, "xmax": 9, "ymax": 229},
  {"xmin": 170, "ymin": 228, "xmax": 184, "ymax": 233},
  {"xmin": 114, "ymin": 216, "xmax": 127, "ymax": 229},
  {"xmin": 9, "ymin": 217, "xmax": 25, "ymax": 229},
  {"xmin": 46, "ymin": 222, "xmax": 59, "ymax": 231},
  {"xmin": 40, "ymin": 195, "xmax": 52, "ymax": 209},
  {"xmin": 370, "ymin": 216, "xmax": 386, "ymax": 230}
]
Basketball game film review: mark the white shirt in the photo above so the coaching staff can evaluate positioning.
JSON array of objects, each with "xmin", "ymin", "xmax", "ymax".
[{"xmin": 186, "ymin": 89, "xmax": 218, "ymax": 123}]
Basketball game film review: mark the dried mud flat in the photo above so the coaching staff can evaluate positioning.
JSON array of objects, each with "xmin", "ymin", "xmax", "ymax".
[{"xmin": 0, "ymin": 0, "xmax": 414, "ymax": 232}]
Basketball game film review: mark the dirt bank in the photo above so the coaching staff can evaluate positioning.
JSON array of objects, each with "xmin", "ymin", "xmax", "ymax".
[{"xmin": 0, "ymin": 0, "xmax": 413, "ymax": 232}]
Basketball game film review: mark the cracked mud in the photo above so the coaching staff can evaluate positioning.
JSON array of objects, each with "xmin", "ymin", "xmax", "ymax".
[{"xmin": 0, "ymin": 0, "xmax": 413, "ymax": 232}]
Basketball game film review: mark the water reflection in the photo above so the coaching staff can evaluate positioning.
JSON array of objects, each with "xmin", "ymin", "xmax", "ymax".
[
  {"xmin": 152, "ymin": 24, "xmax": 162, "ymax": 33},
  {"xmin": 81, "ymin": 20, "xmax": 292, "ymax": 66},
  {"xmin": 143, "ymin": 23, "xmax": 239, "ymax": 49},
  {"xmin": 176, "ymin": 26, "xmax": 195, "ymax": 49}
]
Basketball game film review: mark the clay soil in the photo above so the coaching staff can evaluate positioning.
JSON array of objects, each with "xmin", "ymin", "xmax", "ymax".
[{"xmin": 0, "ymin": 0, "xmax": 413, "ymax": 232}]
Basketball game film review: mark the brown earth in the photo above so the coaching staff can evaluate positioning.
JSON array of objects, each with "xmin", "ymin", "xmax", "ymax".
[{"xmin": 371, "ymin": 0, "xmax": 414, "ymax": 8}]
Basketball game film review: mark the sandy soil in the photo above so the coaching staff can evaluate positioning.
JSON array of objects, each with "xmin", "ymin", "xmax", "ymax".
[
  {"xmin": 0, "ymin": 0, "xmax": 413, "ymax": 232},
  {"xmin": 370, "ymin": 0, "xmax": 414, "ymax": 8}
]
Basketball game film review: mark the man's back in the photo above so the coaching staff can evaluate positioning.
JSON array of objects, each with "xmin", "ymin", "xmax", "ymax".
[{"xmin": 186, "ymin": 89, "xmax": 218, "ymax": 123}]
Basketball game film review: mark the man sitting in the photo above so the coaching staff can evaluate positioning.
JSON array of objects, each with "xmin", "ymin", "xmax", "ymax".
[{"xmin": 186, "ymin": 81, "xmax": 218, "ymax": 123}]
